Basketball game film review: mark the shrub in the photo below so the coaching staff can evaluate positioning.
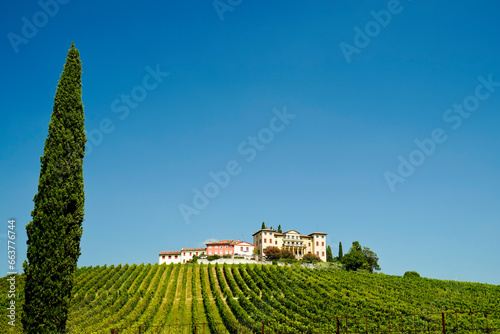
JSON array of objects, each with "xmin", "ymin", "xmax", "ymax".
[
  {"xmin": 223, "ymin": 254, "xmax": 232, "ymax": 259},
  {"xmin": 264, "ymin": 246, "xmax": 281, "ymax": 260},
  {"xmin": 280, "ymin": 249, "xmax": 296, "ymax": 260},
  {"xmin": 302, "ymin": 253, "xmax": 321, "ymax": 263},
  {"xmin": 207, "ymin": 255, "xmax": 220, "ymax": 261},
  {"xmin": 404, "ymin": 271, "xmax": 421, "ymax": 278}
]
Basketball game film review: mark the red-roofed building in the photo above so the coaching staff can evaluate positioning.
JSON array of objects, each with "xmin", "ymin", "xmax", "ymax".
[
  {"xmin": 206, "ymin": 240, "xmax": 237, "ymax": 256},
  {"xmin": 159, "ymin": 247, "xmax": 206, "ymax": 264}
]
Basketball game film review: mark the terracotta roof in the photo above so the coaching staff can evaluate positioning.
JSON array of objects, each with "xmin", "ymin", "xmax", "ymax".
[
  {"xmin": 159, "ymin": 251, "xmax": 181, "ymax": 256},
  {"xmin": 274, "ymin": 233, "xmax": 285, "ymax": 236},
  {"xmin": 252, "ymin": 228, "xmax": 276, "ymax": 236},
  {"xmin": 181, "ymin": 247, "xmax": 206, "ymax": 252},
  {"xmin": 309, "ymin": 232, "xmax": 327, "ymax": 235},
  {"xmin": 300, "ymin": 235, "xmax": 312, "ymax": 238},
  {"xmin": 234, "ymin": 241, "xmax": 254, "ymax": 247},
  {"xmin": 205, "ymin": 239, "xmax": 236, "ymax": 245}
]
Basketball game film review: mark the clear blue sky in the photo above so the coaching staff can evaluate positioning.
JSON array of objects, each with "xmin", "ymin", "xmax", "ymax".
[{"xmin": 1, "ymin": 1, "xmax": 499, "ymax": 285}]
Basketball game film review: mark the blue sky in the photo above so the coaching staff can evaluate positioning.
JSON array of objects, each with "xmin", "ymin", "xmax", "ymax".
[{"xmin": 1, "ymin": 1, "xmax": 499, "ymax": 285}]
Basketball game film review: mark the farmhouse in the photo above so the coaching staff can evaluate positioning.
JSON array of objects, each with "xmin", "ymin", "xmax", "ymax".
[{"xmin": 253, "ymin": 228, "xmax": 327, "ymax": 261}]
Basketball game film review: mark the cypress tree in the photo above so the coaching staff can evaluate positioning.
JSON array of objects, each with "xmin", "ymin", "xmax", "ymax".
[
  {"xmin": 23, "ymin": 42, "xmax": 86, "ymax": 333},
  {"xmin": 338, "ymin": 242, "xmax": 343, "ymax": 261},
  {"xmin": 261, "ymin": 222, "xmax": 266, "ymax": 229},
  {"xmin": 326, "ymin": 245, "xmax": 333, "ymax": 262}
]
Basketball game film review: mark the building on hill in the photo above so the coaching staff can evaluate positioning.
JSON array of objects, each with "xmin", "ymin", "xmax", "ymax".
[
  {"xmin": 206, "ymin": 239, "xmax": 255, "ymax": 258},
  {"xmin": 159, "ymin": 239, "xmax": 255, "ymax": 264},
  {"xmin": 233, "ymin": 240, "xmax": 254, "ymax": 258},
  {"xmin": 206, "ymin": 240, "xmax": 236, "ymax": 256},
  {"xmin": 159, "ymin": 247, "xmax": 206, "ymax": 264},
  {"xmin": 253, "ymin": 228, "xmax": 327, "ymax": 261}
]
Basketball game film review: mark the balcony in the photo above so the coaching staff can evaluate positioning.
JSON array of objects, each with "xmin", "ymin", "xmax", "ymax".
[{"xmin": 283, "ymin": 241, "xmax": 306, "ymax": 247}]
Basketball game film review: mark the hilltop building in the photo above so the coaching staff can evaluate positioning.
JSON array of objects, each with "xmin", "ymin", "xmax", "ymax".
[
  {"xmin": 206, "ymin": 240, "xmax": 254, "ymax": 257},
  {"xmin": 253, "ymin": 228, "xmax": 327, "ymax": 261},
  {"xmin": 159, "ymin": 239, "xmax": 255, "ymax": 264},
  {"xmin": 159, "ymin": 247, "xmax": 206, "ymax": 265}
]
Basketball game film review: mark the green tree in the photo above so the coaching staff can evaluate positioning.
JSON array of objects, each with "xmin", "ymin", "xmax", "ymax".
[
  {"xmin": 23, "ymin": 43, "xmax": 86, "ymax": 334},
  {"xmin": 342, "ymin": 241, "xmax": 381, "ymax": 272},
  {"xmin": 362, "ymin": 246, "xmax": 380, "ymax": 273},
  {"xmin": 338, "ymin": 242, "xmax": 343, "ymax": 261},
  {"xmin": 277, "ymin": 224, "xmax": 282, "ymax": 233},
  {"xmin": 342, "ymin": 248, "xmax": 365, "ymax": 271},
  {"xmin": 263, "ymin": 246, "xmax": 281, "ymax": 260},
  {"xmin": 404, "ymin": 271, "xmax": 420, "ymax": 278},
  {"xmin": 326, "ymin": 245, "xmax": 334, "ymax": 262},
  {"xmin": 261, "ymin": 222, "xmax": 266, "ymax": 229}
]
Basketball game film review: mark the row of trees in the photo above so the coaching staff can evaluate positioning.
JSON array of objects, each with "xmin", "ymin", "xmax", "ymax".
[{"xmin": 327, "ymin": 241, "xmax": 380, "ymax": 272}]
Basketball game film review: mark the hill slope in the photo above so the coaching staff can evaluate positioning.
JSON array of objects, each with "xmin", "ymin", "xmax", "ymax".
[{"xmin": 1, "ymin": 263, "xmax": 499, "ymax": 333}]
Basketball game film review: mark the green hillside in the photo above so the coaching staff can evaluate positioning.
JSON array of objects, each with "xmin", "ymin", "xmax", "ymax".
[{"xmin": 1, "ymin": 263, "xmax": 499, "ymax": 333}]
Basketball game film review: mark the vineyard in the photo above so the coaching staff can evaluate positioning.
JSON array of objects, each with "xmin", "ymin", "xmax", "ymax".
[{"xmin": 1, "ymin": 263, "xmax": 499, "ymax": 333}]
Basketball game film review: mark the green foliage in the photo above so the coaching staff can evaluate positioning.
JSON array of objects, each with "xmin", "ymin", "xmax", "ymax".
[
  {"xmin": 222, "ymin": 254, "xmax": 232, "ymax": 259},
  {"xmin": 342, "ymin": 241, "xmax": 380, "ymax": 273},
  {"xmin": 277, "ymin": 224, "xmax": 282, "ymax": 233},
  {"xmin": 207, "ymin": 255, "xmax": 220, "ymax": 261},
  {"xmin": 261, "ymin": 222, "xmax": 266, "ymax": 229},
  {"xmin": 338, "ymin": 242, "xmax": 343, "ymax": 261},
  {"xmin": 404, "ymin": 271, "xmax": 421, "ymax": 278},
  {"xmin": 23, "ymin": 42, "xmax": 86, "ymax": 334},
  {"xmin": 326, "ymin": 245, "xmax": 334, "ymax": 262},
  {"xmin": 2, "ymin": 264, "xmax": 500, "ymax": 333},
  {"xmin": 263, "ymin": 246, "xmax": 281, "ymax": 260},
  {"xmin": 280, "ymin": 249, "xmax": 296, "ymax": 260},
  {"xmin": 314, "ymin": 261, "xmax": 343, "ymax": 271}
]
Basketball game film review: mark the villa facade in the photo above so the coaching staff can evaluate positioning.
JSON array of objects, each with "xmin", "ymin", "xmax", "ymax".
[{"xmin": 253, "ymin": 228, "xmax": 327, "ymax": 261}]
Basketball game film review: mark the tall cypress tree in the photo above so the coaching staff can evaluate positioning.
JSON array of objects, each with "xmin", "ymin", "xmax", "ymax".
[
  {"xmin": 338, "ymin": 242, "xmax": 343, "ymax": 261},
  {"xmin": 23, "ymin": 43, "xmax": 86, "ymax": 333},
  {"xmin": 326, "ymin": 245, "xmax": 333, "ymax": 262}
]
